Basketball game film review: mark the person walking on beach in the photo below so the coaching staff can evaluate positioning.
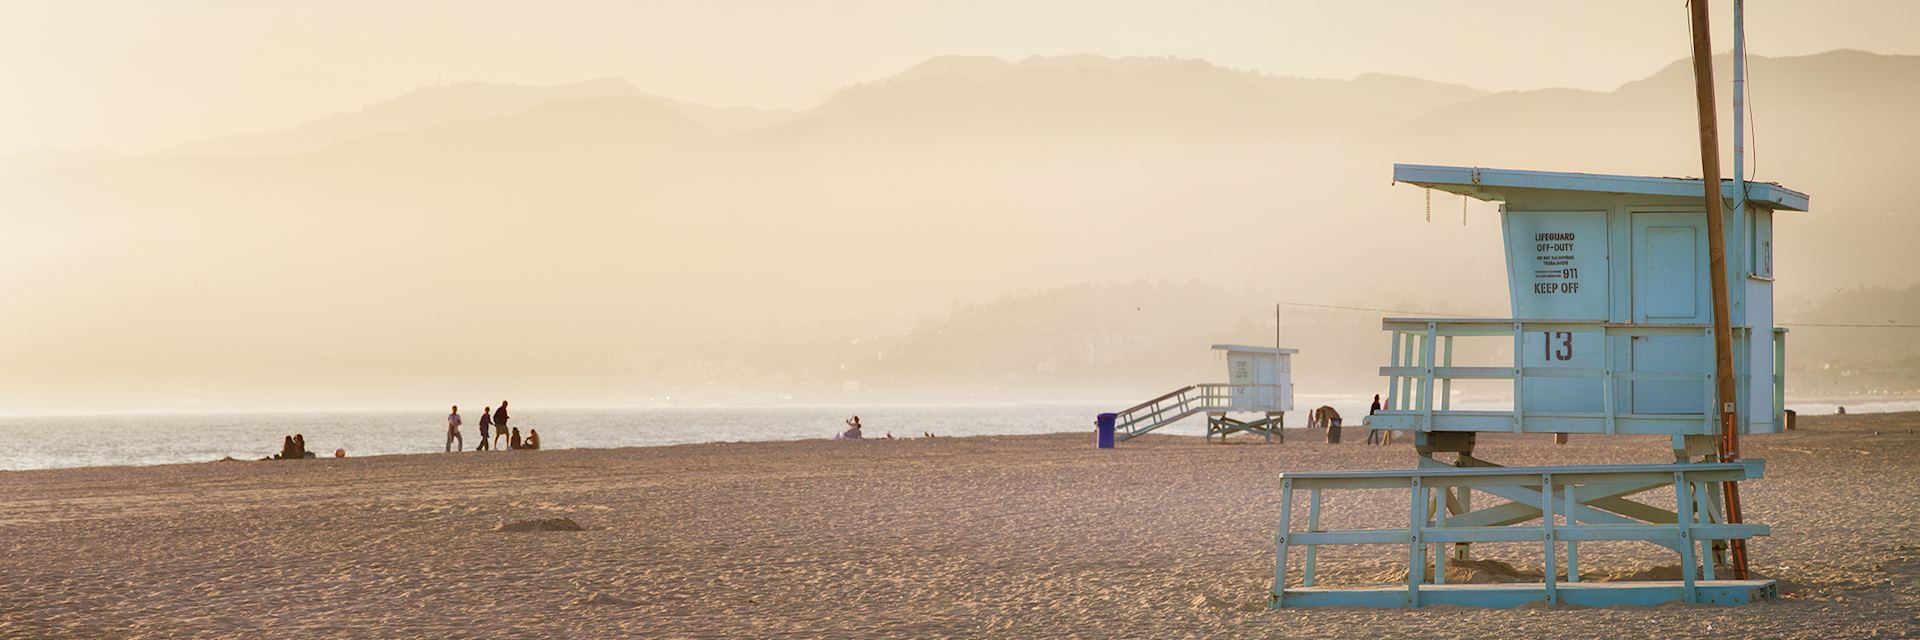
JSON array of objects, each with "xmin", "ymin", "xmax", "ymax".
[
  {"xmin": 446, "ymin": 405, "xmax": 464, "ymax": 452},
  {"xmin": 1366, "ymin": 394, "xmax": 1383, "ymax": 446},
  {"xmin": 1318, "ymin": 406, "xmax": 1342, "ymax": 444},
  {"xmin": 477, "ymin": 407, "xmax": 494, "ymax": 451},
  {"xmin": 493, "ymin": 400, "xmax": 511, "ymax": 450}
]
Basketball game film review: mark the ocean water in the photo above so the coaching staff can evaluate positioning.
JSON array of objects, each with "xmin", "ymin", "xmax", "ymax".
[
  {"xmin": 0, "ymin": 397, "xmax": 1905, "ymax": 471},
  {"xmin": 0, "ymin": 404, "xmax": 1122, "ymax": 471}
]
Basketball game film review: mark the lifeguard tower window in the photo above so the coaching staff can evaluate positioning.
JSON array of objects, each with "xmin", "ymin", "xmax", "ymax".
[
  {"xmin": 1750, "ymin": 208, "xmax": 1773, "ymax": 278},
  {"xmin": 1373, "ymin": 165, "xmax": 1810, "ymax": 437}
]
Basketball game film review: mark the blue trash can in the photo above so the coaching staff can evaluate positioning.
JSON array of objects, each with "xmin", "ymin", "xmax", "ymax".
[{"xmin": 1095, "ymin": 413, "xmax": 1117, "ymax": 449}]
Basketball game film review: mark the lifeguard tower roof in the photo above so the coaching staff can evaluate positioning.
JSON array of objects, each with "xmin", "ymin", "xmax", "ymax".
[
  {"xmin": 1211, "ymin": 344, "xmax": 1299, "ymax": 355},
  {"xmin": 1394, "ymin": 164, "xmax": 1810, "ymax": 212}
]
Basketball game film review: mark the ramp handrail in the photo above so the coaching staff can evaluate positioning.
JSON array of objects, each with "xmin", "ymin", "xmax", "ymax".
[
  {"xmin": 1117, "ymin": 385, "xmax": 1197, "ymax": 416},
  {"xmin": 1113, "ymin": 383, "xmax": 1289, "ymax": 441}
]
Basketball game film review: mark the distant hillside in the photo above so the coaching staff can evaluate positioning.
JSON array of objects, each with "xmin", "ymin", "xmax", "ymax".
[
  {"xmin": 156, "ymin": 78, "xmax": 791, "ymax": 157},
  {"xmin": 766, "ymin": 55, "xmax": 1485, "ymax": 141},
  {"xmin": 2, "ymin": 50, "xmax": 1916, "ymax": 410}
]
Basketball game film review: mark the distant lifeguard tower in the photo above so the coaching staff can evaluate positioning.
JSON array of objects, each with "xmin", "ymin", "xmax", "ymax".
[
  {"xmin": 1269, "ymin": 165, "xmax": 1808, "ymax": 609},
  {"xmin": 1108, "ymin": 344, "xmax": 1295, "ymax": 443}
]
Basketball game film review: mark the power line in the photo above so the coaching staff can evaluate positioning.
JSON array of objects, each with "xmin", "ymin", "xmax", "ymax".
[
  {"xmin": 1275, "ymin": 300, "xmax": 1920, "ymax": 329},
  {"xmin": 1273, "ymin": 300, "xmax": 1476, "ymax": 317},
  {"xmin": 1780, "ymin": 322, "xmax": 1920, "ymax": 329}
]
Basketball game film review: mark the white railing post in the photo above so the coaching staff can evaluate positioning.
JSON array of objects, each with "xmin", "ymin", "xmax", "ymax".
[
  {"xmin": 1423, "ymin": 322, "xmax": 1438, "ymax": 432},
  {"xmin": 1774, "ymin": 329, "xmax": 1787, "ymax": 428},
  {"xmin": 1274, "ymin": 478, "xmax": 1293, "ymax": 607},
  {"xmin": 1401, "ymin": 333, "xmax": 1418, "ymax": 413},
  {"xmin": 1456, "ymin": 483, "xmax": 1472, "ymax": 562},
  {"xmin": 1542, "ymin": 473, "xmax": 1558, "ymax": 605},
  {"xmin": 1388, "ymin": 331, "xmax": 1403, "ymax": 411},
  {"xmin": 1675, "ymin": 472, "xmax": 1699, "ymax": 603},
  {"xmin": 1512, "ymin": 323, "xmax": 1527, "ymax": 432},
  {"xmin": 1696, "ymin": 479, "xmax": 1716, "ymax": 581},
  {"xmin": 1305, "ymin": 488, "xmax": 1322, "ymax": 587},
  {"xmin": 1434, "ymin": 481, "xmax": 1448, "ymax": 585},
  {"xmin": 1602, "ymin": 327, "xmax": 1617, "ymax": 435},
  {"xmin": 1565, "ymin": 483, "xmax": 1580, "ymax": 583},
  {"xmin": 1408, "ymin": 475, "xmax": 1427, "ymax": 608},
  {"xmin": 1703, "ymin": 327, "xmax": 1717, "ymax": 434}
]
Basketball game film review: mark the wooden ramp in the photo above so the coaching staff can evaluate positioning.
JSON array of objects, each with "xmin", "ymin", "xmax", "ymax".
[{"xmin": 1111, "ymin": 384, "xmax": 1287, "ymax": 443}]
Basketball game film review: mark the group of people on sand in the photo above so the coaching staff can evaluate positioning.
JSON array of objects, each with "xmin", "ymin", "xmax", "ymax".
[
  {"xmin": 269, "ymin": 434, "xmax": 314, "ymax": 460},
  {"xmin": 446, "ymin": 401, "xmax": 540, "ymax": 452},
  {"xmin": 832, "ymin": 416, "xmax": 937, "ymax": 441},
  {"xmin": 1305, "ymin": 394, "xmax": 1396, "ymax": 446}
]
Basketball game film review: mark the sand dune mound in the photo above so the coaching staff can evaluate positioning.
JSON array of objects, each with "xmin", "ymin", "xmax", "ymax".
[
  {"xmin": 1360, "ymin": 558, "xmax": 1538, "ymax": 584},
  {"xmin": 1361, "ymin": 560, "xmax": 1712, "ymax": 585},
  {"xmin": 1593, "ymin": 565, "xmax": 1686, "ymax": 582},
  {"xmin": 494, "ymin": 517, "xmax": 585, "ymax": 532},
  {"xmin": 579, "ymin": 593, "xmax": 637, "ymax": 607}
]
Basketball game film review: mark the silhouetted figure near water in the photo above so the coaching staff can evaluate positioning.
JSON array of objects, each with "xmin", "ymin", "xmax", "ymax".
[
  {"xmin": 477, "ymin": 407, "xmax": 494, "ymax": 451},
  {"xmin": 1366, "ymin": 395, "xmax": 1385, "ymax": 446},
  {"xmin": 494, "ymin": 401, "xmax": 511, "ymax": 450},
  {"xmin": 525, "ymin": 429, "xmax": 540, "ymax": 450},
  {"xmin": 447, "ymin": 405, "xmax": 464, "ymax": 452},
  {"xmin": 509, "ymin": 427, "xmax": 523, "ymax": 450}
]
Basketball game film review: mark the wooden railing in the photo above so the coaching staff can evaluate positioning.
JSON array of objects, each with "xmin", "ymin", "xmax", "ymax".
[
  {"xmin": 1272, "ymin": 461, "xmax": 1770, "ymax": 608},
  {"xmin": 1369, "ymin": 318, "xmax": 1781, "ymax": 436}
]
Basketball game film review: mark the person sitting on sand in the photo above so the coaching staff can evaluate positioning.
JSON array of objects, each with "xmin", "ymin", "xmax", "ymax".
[
  {"xmin": 276, "ymin": 435, "xmax": 297, "ymax": 460},
  {"xmin": 835, "ymin": 416, "xmax": 864, "ymax": 440},
  {"xmin": 509, "ymin": 426, "xmax": 523, "ymax": 450},
  {"xmin": 446, "ymin": 405, "xmax": 464, "ymax": 452},
  {"xmin": 293, "ymin": 434, "xmax": 309, "ymax": 459},
  {"xmin": 524, "ymin": 429, "xmax": 540, "ymax": 450},
  {"xmin": 477, "ymin": 406, "xmax": 493, "ymax": 451}
]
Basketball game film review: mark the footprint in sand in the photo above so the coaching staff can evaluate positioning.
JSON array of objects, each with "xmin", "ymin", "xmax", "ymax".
[{"xmin": 494, "ymin": 517, "xmax": 587, "ymax": 532}]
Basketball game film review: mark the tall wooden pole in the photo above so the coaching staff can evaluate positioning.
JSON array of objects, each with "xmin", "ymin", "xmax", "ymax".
[{"xmin": 1686, "ymin": 0, "xmax": 1750, "ymax": 579}]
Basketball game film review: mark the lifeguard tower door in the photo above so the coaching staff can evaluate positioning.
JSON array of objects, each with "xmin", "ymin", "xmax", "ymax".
[
  {"xmin": 1630, "ymin": 211, "xmax": 1712, "ymax": 414},
  {"xmin": 1226, "ymin": 353, "xmax": 1277, "ymax": 409}
]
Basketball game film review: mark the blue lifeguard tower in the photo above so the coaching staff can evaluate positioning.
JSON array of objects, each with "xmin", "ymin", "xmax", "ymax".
[{"xmin": 1268, "ymin": 165, "xmax": 1808, "ymax": 609}]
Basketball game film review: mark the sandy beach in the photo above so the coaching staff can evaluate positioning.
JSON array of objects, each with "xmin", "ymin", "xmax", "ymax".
[{"xmin": 3, "ymin": 413, "xmax": 1917, "ymax": 639}]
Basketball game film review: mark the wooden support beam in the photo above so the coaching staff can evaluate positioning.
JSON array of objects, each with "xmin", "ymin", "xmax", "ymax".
[{"xmin": 1686, "ymin": 0, "xmax": 1751, "ymax": 579}]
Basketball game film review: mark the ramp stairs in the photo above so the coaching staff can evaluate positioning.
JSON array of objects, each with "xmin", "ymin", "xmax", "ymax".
[{"xmin": 1113, "ymin": 384, "xmax": 1284, "ymax": 442}]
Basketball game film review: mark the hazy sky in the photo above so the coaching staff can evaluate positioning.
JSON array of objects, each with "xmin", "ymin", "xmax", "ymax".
[{"xmin": 3, "ymin": 0, "xmax": 1915, "ymax": 156}]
